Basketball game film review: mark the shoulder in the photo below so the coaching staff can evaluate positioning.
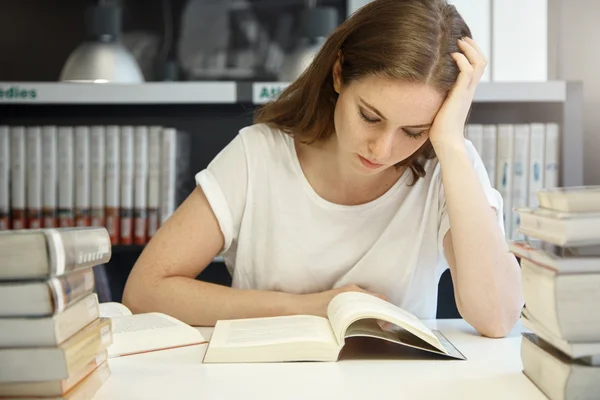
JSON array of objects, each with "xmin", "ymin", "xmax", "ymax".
[{"xmin": 237, "ymin": 123, "xmax": 293, "ymax": 152}]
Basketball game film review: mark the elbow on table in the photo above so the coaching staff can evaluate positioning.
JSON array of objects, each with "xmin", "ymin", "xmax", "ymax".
[{"xmin": 474, "ymin": 305, "xmax": 524, "ymax": 338}]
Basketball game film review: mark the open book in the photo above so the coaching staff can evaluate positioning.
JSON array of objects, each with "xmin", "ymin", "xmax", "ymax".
[
  {"xmin": 203, "ymin": 291, "xmax": 465, "ymax": 363},
  {"xmin": 99, "ymin": 302, "xmax": 206, "ymax": 357}
]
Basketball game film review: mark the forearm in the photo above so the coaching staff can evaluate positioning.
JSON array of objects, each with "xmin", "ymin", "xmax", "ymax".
[
  {"xmin": 123, "ymin": 275, "xmax": 301, "ymax": 326},
  {"xmin": 436, "ymin": 143, "xmax": 524, "ymax": 336}
]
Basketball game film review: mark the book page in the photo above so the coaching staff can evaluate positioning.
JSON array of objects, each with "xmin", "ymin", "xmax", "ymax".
[
  {"xmin": 327, "ymin": 291, "xmax": 445, "ymax": 353},
  {"xmin": 99, "ymin": 302, "xmax": 132, "ymax": 318},
  {"xmin": 106, "ymin": 312, "xmax": 205, "ymax": 357},
  {"xmin": 209, "ymin": 315, "xmax": 338, "ymax": 348}
]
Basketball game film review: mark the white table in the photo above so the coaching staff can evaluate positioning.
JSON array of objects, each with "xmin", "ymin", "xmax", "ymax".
[{"xmin": 93, "ymin": 319, "xmax": 546, "ymax": 400}]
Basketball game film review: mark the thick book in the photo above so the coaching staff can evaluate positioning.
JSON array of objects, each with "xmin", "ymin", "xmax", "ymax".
[
  {"xmin": 515, "ymin": 207, "xmax": 600, "ymax": 247},
  {"xmin": 522, "ymin": 310, "xmax": 600, "ymax": 366},
  {"xmin": 0, "ymin": 227, "xmax": 111, "ymax": 280},
  {"xmin": 0, "ymin": 293, "xmax": 99, "ymax": 347},
  {"xmin": 99, "ymin": 301, "xmax": 206, "ymax": 357},
  {"xmin": 521, "ymin": 258, "xmax": 600, "ymax": 342},
  {"xmin": 203, "ymin": 291, "xmax": 465, "ymax": 363},
  {"xmin": 0, "ymin": 350, "xmax": 107, "ymax": 397},
  {"xmin": 0, "ymin": 268, "xmax": 96, "ymax": 317},
  {"xmin": 0, "ymin": 317, "xmax": 112, "ymax": 382},
  {"xmin": 521, "ymin": 332, "xmax": 600, "ymax": 400},
  {"xmin": 510, "ymin": 240, "xmax": 600, "ymax": 274},
  {"xmin": 537, "ymin": 186, "xmax": 600, "ymax": 213},
  {"xmin": 0, "ymin": 356, "xmax": 111, "ymax": 400}
]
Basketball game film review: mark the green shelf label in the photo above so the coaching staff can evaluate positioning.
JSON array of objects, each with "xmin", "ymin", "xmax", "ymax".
[{"xmin": 0, "ymin": 86, "xmax": 37, "ymax": 100}]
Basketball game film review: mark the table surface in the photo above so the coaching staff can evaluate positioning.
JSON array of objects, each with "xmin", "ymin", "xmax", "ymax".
[{"xmin": 93, "ymin": 318, "xmax": 545, "ymax": 400}]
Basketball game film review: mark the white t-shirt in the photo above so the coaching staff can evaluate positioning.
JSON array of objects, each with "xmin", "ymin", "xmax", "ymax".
[{"xmin": 196, "ymin": 123, "xmax": 504, "ymax": 319}]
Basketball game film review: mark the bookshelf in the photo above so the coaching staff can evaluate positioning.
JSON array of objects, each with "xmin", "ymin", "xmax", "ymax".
[
  {"xmin": 0, "ymin": 80, "xmax": 585, "ymax": 316},
  {"xmin": 0, "ymin": 80, "xmax": 573, "ymax": 104}
]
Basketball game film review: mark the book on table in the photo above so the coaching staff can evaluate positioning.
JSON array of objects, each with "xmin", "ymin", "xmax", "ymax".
[
  {"xmin": 98, "ymin": 301, "xmax": 207, "ymax": 357},
  {"xmin": 203, "ymin": 291, "xmax": 465, "ymax": 363}
]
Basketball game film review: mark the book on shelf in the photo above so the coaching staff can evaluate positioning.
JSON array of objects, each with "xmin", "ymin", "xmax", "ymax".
[
  {"xmin": 1, "ymin": 124, "xmax": 192, "ymax": 249},
  {"xmin": 98, "ymin": 301, "xmax": 206, "ymax": 357},
  {"xmin": 0, "ymin": 227, "xmax": 111, "ymax": 280},
  {"xmin": 203, "ymin": 291, "xmax": 465, "ymax": 363}
]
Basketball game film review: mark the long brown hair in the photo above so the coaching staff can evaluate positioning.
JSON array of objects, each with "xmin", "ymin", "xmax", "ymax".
[{"xmin": 254, "ymin": 0, "xmax": 472, "ymax": 184}]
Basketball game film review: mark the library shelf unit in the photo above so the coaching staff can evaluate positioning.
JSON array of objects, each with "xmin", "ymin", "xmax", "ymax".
[{"xmin": 0, "ymin": 80, "xmax": 584, "ymax": 316}]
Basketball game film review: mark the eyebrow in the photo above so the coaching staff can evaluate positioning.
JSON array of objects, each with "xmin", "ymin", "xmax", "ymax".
[{"xmin": 359, "ymin": 97, "xmax": 432, "ymax": 129}]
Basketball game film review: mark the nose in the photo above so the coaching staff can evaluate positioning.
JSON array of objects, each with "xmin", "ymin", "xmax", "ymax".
[{"xmin": 368, "ymin": 130, "xmax": 394, "ymax": 161}]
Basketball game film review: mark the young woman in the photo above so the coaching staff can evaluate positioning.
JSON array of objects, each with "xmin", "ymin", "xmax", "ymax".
[{"xmin": 123, "ymin": 0, "xmax": 524, "ymax": 337}]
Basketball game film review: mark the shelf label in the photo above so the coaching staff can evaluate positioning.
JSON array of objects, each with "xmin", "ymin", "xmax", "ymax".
[
  {"xmin": 252, "ymin": 82, "xmax": 289, "ymax": 104},
  {"xmin": 0, "ymin": 85, "xmax": 37, "ymax": 100}
]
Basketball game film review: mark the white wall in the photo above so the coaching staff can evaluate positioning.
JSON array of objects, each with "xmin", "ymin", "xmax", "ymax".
[{"xmin": 550, "ymin": 0, "xmax": 600, "ymax": 185}]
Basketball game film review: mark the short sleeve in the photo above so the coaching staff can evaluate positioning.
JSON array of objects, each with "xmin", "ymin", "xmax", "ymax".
[
  {"xmin": 437, "ymin": 139, "xmax": 505, "ymax": 256},
  {"xmin": 195, "ymin": 133, "xmax": 248, "ymax": 254}
]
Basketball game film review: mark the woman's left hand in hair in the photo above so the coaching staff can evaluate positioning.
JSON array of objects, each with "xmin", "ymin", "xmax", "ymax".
[{"xmin": 428, "ymin": 37, "xmax": 487, "ymax": 152}]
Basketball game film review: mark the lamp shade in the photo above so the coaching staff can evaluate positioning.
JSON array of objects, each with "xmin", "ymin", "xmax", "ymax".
[
  {"xmin": 59, "ymin": 2, "xmax": 144, "ymax": 83},
  {"xmin": 60, "ymin": 41, "xmax": 144, "ymax": 83}
]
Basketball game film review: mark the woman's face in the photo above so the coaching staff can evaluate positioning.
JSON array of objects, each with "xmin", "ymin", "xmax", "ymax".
[{"xmin": 332, "ymin": 70, "xmax": 445, "ymax": 176}]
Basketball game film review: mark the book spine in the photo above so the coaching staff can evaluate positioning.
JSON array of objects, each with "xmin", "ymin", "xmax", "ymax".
[
  {"xmin": 75, "ymin": 126, "xmax": 91, "ymax": 227},
  {"xmin": 0, "ymin": 126, "xmax": 9, "ymax": 230},
  {"xmin": 482, "ymin": 124, "xmax": 497, "ymax": 188},
  {"xmin": 104, "ymin": 126, "xmax": 120, "ymax": 245},
  {"xmin": 528, "ymin": 123, "xmax": 546, "ymax": 207},
  {"xmin": 147, "ymin": 126, "xmax": 162, "ymax": 239},
  {"xmin": 26, "ymin": 127, "xmax": 43, "ymax": 229},
  {"xmin": 57, "ymin": 127, "xmax": 75, "ymax": 228},
  {"xmin": 42, "ymin": 126, "xmax": 58, "ymax": 228},
  {"xmin": 90, "ymin": 126, "xmax": 105, "ymax": 228},
  {"xmin": 160, "ymin": 128, "xmax": 177, "ymax": 225},
  {"xmin": 495, "ymin": 124, "xmax": 514, "ymax": 239},
  {"xmin": 466, "ymin": 124, "xmax": 484, "ymax": 156},
  {"xmin": 134, "ymin": 126, "xmax": 148, "ymax": 245},
  {"xmin": 47, "ymin": 268, "xmax": 96, "ymax": 313},
  {"xmin": 120, "ymin": 126, "xmax": 134, "ymax": 245},
  {"xmin": 160, "ymin": 128, "xmax": 192, "ymax": 226},
  {"xmin": 544, "ymin": 123, "xmax": 560, "ymax": 189},
  {"xmin": 45, "ymin": 227, "xmax": 112, "ymax": 276},
  {"xmin": 10, "ymin": 127, "xmax": 26, "ymax": 230},
  {"xmin": 511, "ymin": 124, "xmax": 530, "ymax": 240}
]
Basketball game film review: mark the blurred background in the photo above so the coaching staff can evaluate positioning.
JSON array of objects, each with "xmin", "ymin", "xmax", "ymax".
[{"xmin": 0, "ymin": 0, "xmax": 594, "ymax": 318}]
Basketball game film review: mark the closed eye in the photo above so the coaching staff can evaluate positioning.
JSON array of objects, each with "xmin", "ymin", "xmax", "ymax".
[
  {"xmin": 358, "ymin": 108, "xmax": 380, "ymax": 124},
  {"xmin": 402, "ymin": 128, "xmax": 427, "ymax": 139}
]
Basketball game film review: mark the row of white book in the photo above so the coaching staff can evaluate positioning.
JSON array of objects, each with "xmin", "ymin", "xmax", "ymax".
[
  {"xmin": 0, "ymin": 125, "xmax": 191, "ymax": 245},
  {"xmin": 465, "ymin": 122, "xmax": 560, "ymax": 240}
]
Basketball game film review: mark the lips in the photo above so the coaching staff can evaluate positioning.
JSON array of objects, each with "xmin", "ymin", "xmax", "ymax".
[{"xmin": 358, "ymin": 154, "xmax": 384, "ymax": 169}]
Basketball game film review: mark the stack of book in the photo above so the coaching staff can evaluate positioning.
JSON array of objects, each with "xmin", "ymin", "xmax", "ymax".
[
  {"xmin": 511, "ymin": 186, "xmax": 600, "ymax": 399},
  {"xmin": 0, "ymin": 227, "xmax": 114, "ymax": 399}
]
